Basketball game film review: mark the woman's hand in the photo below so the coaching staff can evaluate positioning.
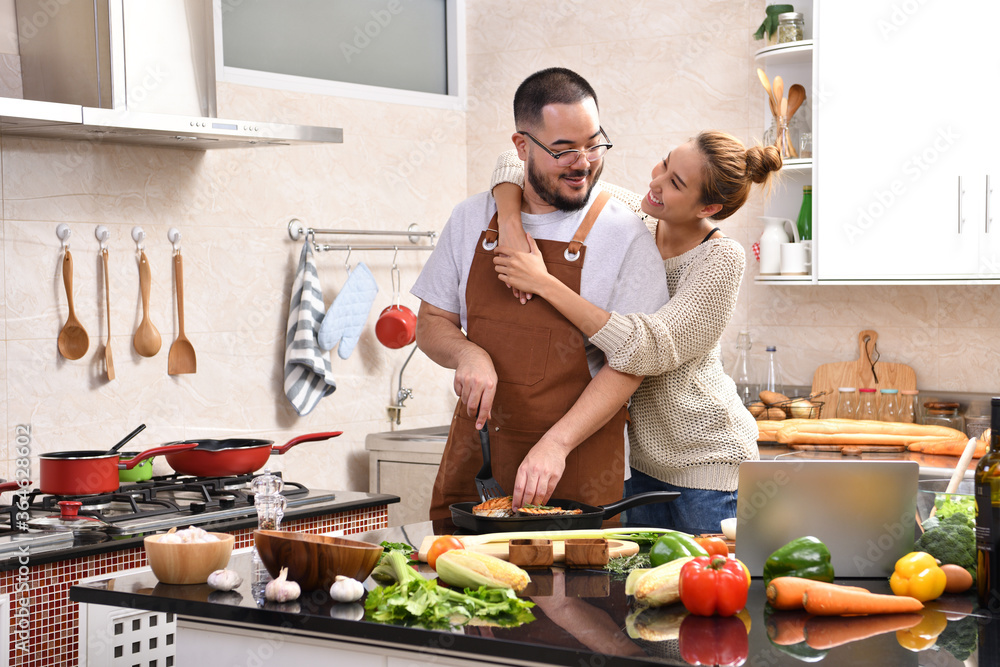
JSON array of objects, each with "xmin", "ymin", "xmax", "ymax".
[{"xmin": 494, "ymin": 233, "xmax": 553, "ymax": 302}]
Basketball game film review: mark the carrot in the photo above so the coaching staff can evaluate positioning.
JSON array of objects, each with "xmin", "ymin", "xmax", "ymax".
[
  {"xmin": 803, "ymin": 613, "xmax": 923, "ymax": 649},
  {"xmin": 766, "ymin": 577, "xmax": 869, "ymax": 610},
  {"xmin": 802, "ymin": 586, "xmax": 924, "ymax": 616},
  {"xmin": 765, "ymin": 609, "xmax": 812, "ymax": 645}
]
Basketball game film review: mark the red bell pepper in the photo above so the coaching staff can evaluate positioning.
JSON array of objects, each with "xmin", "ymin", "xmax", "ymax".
[
  {"xmin": 679, "ymin": 555, "xmax": 750, "ymax": 617},
  {"xmin": 679, "ymin": 614, "xmax": 749, "ymax": 667}
]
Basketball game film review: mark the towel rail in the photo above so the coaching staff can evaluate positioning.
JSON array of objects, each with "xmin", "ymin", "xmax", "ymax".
[{"xmin": 287, "ymin": 217, "xmax": 436, "ymax": 252}]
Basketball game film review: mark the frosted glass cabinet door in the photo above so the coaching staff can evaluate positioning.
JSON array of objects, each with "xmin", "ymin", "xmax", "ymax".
[{"xmin": 816, "ymin": 0, "xmax": 993, "ymax": 279}]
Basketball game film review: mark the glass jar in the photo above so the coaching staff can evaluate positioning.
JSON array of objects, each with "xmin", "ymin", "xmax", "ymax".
[
  {"xmin": 777, "ymin": 12, "xmax": 804, "ymax": 44},
  {"xmin": 836, "ymin": 387, "xmax": 858, "ymax": 419},
  {"xmin": 857, "ymin": 388, "xmax": 878, "ymax": 420},
  {"xmin": 877, "ymin": 388, "xmax": 900, "ymax": 422},
  {"xmin": 965, "ymin": 400, "xmax": 991, "ymax": 440},
  {"xmin": 899, "ymin": 389, "xmax": 920, "ymax": 424},
  {"xmin": 923, "ymin": 402, "xmax": 965, "ymax": 434},
  {"xmin": 799, "ymin": 132, "xmax": 813, "ymax": 159},
  {"xmin": 763, "ymin": 112, "xmax": 808, "ymax": 160}
]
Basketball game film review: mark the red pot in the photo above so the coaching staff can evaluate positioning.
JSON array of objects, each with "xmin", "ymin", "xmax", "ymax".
[
  {"xmin": 375, "ymin": 305, "xmax": 416, "ymax": 349},
  {"xmin": 39, "ymin": 443, "xmax": 198, "ymax": 496},
  {"xmin": 164, "ymin": 431, "xmax": 342, "ymax": 477}
]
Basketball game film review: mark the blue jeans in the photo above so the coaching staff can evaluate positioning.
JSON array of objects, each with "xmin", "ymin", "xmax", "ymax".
[{"xmin": 623, "ymin": 468, "xmax": 737, "ymax": 535}]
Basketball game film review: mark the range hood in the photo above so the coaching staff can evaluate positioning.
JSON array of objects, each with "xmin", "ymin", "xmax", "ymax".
[{"xmin": 7, "ymin": 0, "xmax": 342, "ymax": 150}]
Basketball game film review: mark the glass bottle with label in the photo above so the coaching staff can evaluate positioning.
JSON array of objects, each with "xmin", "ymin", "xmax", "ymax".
[
  {"xmin": 836, "ymin": 387, "xmax": 857, "ymax": 419},
  {"xmin": 728, "ymin": 331, "xmax": 755, "ymax": 407},
  {"xmin": 899, "ymin": 389, "xmax": 920, "ymax": 424},
  {"xmin": 877, "ymin": 388, "xmax": 900, "ymax": 422},
  {"xmin": 857, "ymin": 388, "xmax": 878, "ymax": 420},
  {"xmin": 975, "ymin": 396, "xmax": 1000, "ymax": 609}
]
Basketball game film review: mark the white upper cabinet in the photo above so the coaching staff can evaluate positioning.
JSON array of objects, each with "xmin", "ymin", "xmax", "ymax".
[{"xmin": 815, "ymin": 0, "xmax": 1000, "ymax": 280}]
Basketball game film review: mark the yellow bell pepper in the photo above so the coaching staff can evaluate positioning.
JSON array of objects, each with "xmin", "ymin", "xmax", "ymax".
[{"xmin": 889, "ymin": 552, "xmax": 947, "ymax": 602}]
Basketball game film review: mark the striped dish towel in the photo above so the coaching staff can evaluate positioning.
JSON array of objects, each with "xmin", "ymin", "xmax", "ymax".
[{"xmin": 284, "ymin": 241, "xmax": 336, "ymax": 415}]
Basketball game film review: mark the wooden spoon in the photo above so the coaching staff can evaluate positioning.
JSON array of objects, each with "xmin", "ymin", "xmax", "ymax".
[
  {"xmin": 57, "ymin": 250, "xmax": 89, "ymax": 360},
  {"xmin": 102, "ymin": 248, "xmax": 115, "ymax": 379},
  {"xmin": 167, "ymin": 250, "xmax": 197, "ymax": 375},
  {"xmin": 756, "ymin": 68, "xmax": 777, "ymax": 116},
  {"xmin": 787, "ymin": 83, "xmax": 807, "ymax": 119},
  {"xmin": 772, "ymin": 75, "xmax": 785, "ymax": 114},
  {"xmin": 133, "ymin": 250, "xmax": 161, "ymax": 357}
]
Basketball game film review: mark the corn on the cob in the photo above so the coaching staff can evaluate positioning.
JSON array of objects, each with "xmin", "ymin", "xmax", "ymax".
[
  {"xmin": 633, "ymin": 556, "xmax": 694, "ymax": 607},
  {"xmin": 435, "ymin": 549, "xmax": 530, "ymax": 593}
]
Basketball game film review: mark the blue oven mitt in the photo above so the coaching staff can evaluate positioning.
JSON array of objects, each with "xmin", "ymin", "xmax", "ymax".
[{"xmin": 318, "ymin": 262, "xmax": 379, "ymax": 358}]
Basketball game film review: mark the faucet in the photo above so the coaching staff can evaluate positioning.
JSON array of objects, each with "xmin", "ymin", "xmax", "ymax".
[{"xmin": 389, "ymin": 344, "xmax": 418, "ymax": 426}]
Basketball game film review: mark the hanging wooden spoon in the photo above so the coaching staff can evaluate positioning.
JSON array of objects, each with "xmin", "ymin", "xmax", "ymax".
[
  {"xmin": 133, "ymin": 250, "xmax": 161, "ymax": 357},
  {"xmin": 101, "ymin": 248, "xmax": 115, "ymax": 379},
  {"xmin": 167, "ymin": 250, "xmax": 196, "ymax": 375},
  {"xmin": 756, "ymin": 68, "xmax": 777, "ymax": 116},
  {"xmin": 57, "ymin": 250, "xmax": 89, "ymax": 360}
]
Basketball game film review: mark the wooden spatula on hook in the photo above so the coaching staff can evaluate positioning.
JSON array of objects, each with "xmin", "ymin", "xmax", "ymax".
[{"xmin": 167, "ymin": 249, "xmax": 196, "ymax": 375}]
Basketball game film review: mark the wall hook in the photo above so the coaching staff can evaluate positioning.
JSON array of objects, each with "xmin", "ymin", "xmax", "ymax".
[
  {"xmin": 56, "ymin": 223, "xmax": 71, "ymax": 250},
  {"xmin": 131, "ymin": 226, "xmax": 146, "ymax": 252},
  {"xmin": 95, "ymin": 225, "xmax": 110, "ymax": 250},
  {"xmin": 167, "ymin": 228, "xmax": 182, "ymax": 254}
]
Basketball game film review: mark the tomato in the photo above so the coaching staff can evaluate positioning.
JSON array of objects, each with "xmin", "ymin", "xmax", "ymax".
[
  {"xmin": 427, "ymin": 535, "xmax": 463, "ymax": 569},
  {"xmin": 695, "ymin": 536, "xmax": 729, "ymax": 558},
  {"xmin": 679, "ymin": 555, "xmax": 750, "ymax": 617}
]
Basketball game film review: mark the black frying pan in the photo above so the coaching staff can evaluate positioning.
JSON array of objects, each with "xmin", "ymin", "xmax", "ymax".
[{"xmin": 450, "ymin": 490, "xmax": 679, "ymax": 533}]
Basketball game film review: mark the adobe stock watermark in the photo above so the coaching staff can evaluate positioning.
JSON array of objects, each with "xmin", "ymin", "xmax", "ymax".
[
  {"xmin": 340, "ymin": 0, "xmax": 404, "ymax": 64},
  {"xmin": 877, "ymin": 0, "xmax": 932, "ymax": 40},
  {"xmin": 841, "ymin": 126, "xmax": 959, "ymax": 245},
  {"xmin": 12, "ymin": 424, "xmax": 34, "ymax": 655}
]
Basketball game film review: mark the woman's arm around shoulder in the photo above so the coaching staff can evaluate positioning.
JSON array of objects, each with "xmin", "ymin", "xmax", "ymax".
[{"xmin": 590, "ymin": 240, "xmax": 746, "ymax": 375}]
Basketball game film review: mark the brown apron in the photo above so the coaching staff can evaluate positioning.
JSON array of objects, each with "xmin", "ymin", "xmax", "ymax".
[{"xmin": 429, "ymin": 191, "xmax": 628, "ymax": 520}]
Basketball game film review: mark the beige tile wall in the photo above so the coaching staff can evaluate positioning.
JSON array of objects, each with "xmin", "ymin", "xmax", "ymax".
[{"xmin": 2, "ymin": 1, "xmax": 998, "ymax": 494}]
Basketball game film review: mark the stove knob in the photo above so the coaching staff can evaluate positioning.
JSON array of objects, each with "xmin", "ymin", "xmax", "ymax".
[
  {"xmin": 190, "ymin": 501, "xmax": 206, "ymax": 514},
  {"xmin": 219, "ymin": 495, "xmax": 236, "ymax": 509}
]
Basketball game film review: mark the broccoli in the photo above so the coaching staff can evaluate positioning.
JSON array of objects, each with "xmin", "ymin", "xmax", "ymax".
[
  {"xmin": 935, "ymin": 615, "xmax": 978, "ymax": 661},
  {"xmin": 915, "ymin": 512, "xmax": 976, "ymax": 574}
]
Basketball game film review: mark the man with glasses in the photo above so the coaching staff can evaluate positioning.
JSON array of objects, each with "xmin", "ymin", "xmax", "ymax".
[{"xmin": 412, "ymin": 68, "xmax": 668, "ymax": 520}]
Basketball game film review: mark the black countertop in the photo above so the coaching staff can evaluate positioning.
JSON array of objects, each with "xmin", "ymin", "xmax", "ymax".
[{"xmin": 71, "ymin": 520, "xmax": 997, "ymax": 667}]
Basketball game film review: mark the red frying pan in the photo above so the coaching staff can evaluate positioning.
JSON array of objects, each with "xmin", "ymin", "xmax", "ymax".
[{"xmin": 163, "ymin": 432, "xmax": 342, "ymax": 477}]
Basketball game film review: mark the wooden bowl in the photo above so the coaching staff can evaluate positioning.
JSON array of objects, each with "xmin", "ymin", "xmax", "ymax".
[
  {"xmin": 254, "ymin": 530, "xmax": 383, "ymax": 591},
  {"xmin": 144, "ymin": 533, "xmax": 235, "ymax": 585}
]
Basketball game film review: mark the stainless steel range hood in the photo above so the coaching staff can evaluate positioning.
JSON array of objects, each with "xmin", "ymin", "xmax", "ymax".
[{"xmin": 7, "ymin": 0, "xmax": 343, "ymax": 150}]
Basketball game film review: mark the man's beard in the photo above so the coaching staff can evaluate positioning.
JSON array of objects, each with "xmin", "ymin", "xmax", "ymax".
[{"xmin": 526, "ymin": 159, "xmax": 603, "ymax": 212}]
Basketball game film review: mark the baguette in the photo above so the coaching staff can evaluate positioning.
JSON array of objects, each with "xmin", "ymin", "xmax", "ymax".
[
  {"xmin": 780, "ymin": 419, "xmax": 965, "ymax": 438},
  {"xmin": 907, "ymin": 438, "xmax": 988, "ymax": 457},
  {"xmin": 775, "ymin": 419, "xmax": 967, "ymax": 447}
]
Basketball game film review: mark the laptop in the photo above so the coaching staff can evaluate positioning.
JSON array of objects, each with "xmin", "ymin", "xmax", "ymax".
[{"xmin": 735, "ymin": 460, "xmax": 918, "ymax": 579}]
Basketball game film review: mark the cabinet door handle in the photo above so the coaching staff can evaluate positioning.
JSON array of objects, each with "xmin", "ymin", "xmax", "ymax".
[
  {"xmin": 987, "ymin": 174, "xmax": 993, "ymax": 234},
  {"xmin": 958, "ymin": 175, "xmax": 964, "ymax": 234}
]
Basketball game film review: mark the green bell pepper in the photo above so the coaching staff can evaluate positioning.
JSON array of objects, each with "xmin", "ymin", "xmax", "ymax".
[
  {"xmin": 762, "ymin": 535, "xmax": 835, "ymax": 586},
  {"xmin": 649, "ymin": 532, "xmax": 709, "ymax": 567}
]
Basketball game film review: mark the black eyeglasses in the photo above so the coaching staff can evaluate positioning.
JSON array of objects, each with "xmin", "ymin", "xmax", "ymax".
[{"xmin": 517, "ymin": 127, "xmax": 613, "ymax": 167}]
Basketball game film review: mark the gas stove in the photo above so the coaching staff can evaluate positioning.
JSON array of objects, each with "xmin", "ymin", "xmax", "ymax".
[{"xmin": 0, "ymin": 472, "xmax": 338, "ymax": 559}]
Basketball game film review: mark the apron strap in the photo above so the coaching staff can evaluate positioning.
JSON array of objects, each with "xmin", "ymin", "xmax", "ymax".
[
  {"xmin": 566, "ymin": 190, "xmax": 611, "ymax": 258},
  {"xmin": 483, "ymin": 189, "xmax": 612, "ymax": 255}
]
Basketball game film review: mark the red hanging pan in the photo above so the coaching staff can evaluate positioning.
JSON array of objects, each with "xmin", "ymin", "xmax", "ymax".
[
  {"xmin": 39, "ymin": 443, "xmax": 198, "ymax": 496},
  {"xmin": 163, "ymin": 432, "xmax": 342, "ymax": 477}
]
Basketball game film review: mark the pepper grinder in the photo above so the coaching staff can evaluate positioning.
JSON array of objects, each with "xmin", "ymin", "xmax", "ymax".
[{"xmin": 250, "ymin": 469, "xmax": 286, "ymax": 599}]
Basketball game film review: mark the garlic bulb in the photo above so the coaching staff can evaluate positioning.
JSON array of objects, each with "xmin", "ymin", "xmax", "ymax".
[
  {"xmin": 207, "ymin": 569, "xmax": 243, "ymax": 592},
  {"xmin": 329, "ymin": 575, "xmax": 365, "ymax": 603},
  {"xmin": 265, "ymin": 567, "xmax": 300, "ymax": 603}
]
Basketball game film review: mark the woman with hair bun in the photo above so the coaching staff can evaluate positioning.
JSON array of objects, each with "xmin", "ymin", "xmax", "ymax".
[{"xmin": 491, "ymin": 131, "xmax": 782, "ymax": 533}]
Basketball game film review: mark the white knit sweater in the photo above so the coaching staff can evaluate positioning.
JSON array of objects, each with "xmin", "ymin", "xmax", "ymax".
[{"xmin": 492, "ymin": 151, "xmax": 759, "ymax": 491}]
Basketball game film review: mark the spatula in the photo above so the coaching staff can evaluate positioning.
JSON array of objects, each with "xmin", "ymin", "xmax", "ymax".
[
  {"xmin": 475, "ymin": 422, "xmax": 506, "ymax": 502},
  {"xmin": 101, "ymin": 248, "xmax": 115, "ymax": 380}
]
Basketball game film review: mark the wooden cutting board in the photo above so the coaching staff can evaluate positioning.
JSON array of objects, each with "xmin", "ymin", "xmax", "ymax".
[
  {"xmin": 417, "ymin": 535, "xmax": 639, "ymax": 563},
  {"xmin": 810, "ymin": 330, "xmax": 916, "ymax": 418}
]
